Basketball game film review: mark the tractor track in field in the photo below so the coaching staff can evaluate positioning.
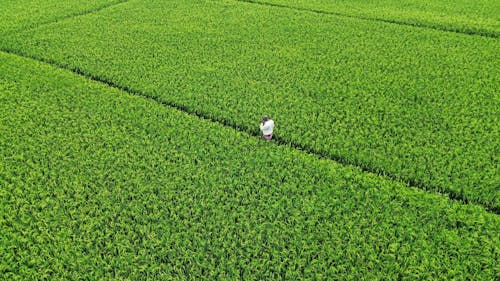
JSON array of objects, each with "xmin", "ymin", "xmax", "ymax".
[
  {"xmin": 234, "ymin": 0, "xmax": 499, "ymax": 38},
  {"xmin": 1, "ymin": 47, "xmax": 498, "ymax": 215}
]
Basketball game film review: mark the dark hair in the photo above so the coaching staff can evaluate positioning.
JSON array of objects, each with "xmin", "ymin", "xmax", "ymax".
[{"xmin": 262, "ymin": 115, "xmax": 269, "ymax": 123}]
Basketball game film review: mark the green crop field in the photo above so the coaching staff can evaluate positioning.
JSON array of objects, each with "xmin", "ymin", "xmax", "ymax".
[
  {"xmin": 1, "ymin": 0, "xmax": 499, "ymax": 280},
  {"xmin": 240, "ymin": 0, "xmax": 500, "ymax": 37},
  {"xmin": 0, "ymin": 0, "xmax": 127, "ymax": 35}
]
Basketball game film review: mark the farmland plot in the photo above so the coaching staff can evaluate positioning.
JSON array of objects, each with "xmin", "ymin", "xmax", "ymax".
[
  {"xmin": 1, "ymin": 0, "xmax": 498, "ymax": 210},
  {"xmin": 1, "ymin": 51, "xmax": 499, "ymax": 280},
  {"xmin": 0, "ymin": 0, "xmax": 127, "ymax": 35},
  {"xmin": 239, "ymin": 0, "xmax": 500, "ymax": 37}
]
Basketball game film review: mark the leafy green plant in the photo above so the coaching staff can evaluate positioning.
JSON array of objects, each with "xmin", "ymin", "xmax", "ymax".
[
  {"xmin": 1, "ymin": 51, "xmax": 499, "ymax": 280},
  {"xmin": 0, "ymin": 0, "xmax": 126, "ymax": 36},
  {"xmin": 1, "ymin": 0, "xmax": 497, "ymax": 209},
  {"xmin": 238, "ymin": 0, "xmax": 500, "ymax": 37}
]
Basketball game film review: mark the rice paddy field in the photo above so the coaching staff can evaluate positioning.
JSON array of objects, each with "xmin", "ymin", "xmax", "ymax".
[{"xmin": 1, "ymin": 0, "xmax": 499, "ymax": 280}]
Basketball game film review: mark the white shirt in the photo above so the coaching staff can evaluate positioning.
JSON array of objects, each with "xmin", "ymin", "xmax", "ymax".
[{"xmin": 260, "ymin": 120, "xmax": 275, "ymax": 135}]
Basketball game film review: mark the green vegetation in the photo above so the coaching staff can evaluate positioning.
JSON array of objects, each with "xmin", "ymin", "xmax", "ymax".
[
  {"xmin": 1, "ymin": 0, "xmax": 499, "ymax": 279},
  {"xmin": 241, "ymin": 0, "xmax": 500, "ymax": 37},
  {"xmin": 0, "ymin": 0, "xmax": 126, "ymax": 35},
  {"xmin": 1, "ymin": 51, "xmax": 499, "ymax": 280},
  {"xmin": 2, "ymin": 0, "xmax": 497, "ymax": 209}
]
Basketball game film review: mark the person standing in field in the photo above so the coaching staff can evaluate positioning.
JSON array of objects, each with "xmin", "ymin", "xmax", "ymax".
[{"xmin": 260, "ymin": 115, "xmax": 275, "ymax": 140}]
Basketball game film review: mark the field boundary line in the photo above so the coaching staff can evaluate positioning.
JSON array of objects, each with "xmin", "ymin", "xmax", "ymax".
[
  {"xmin": 1, "ymin": 47, "xmax": 498, "ymax": 215},
  {"xmin": 3, "ymin": 0, "xmax": 130, "ymax": 36},
  {"xmin": 233, "ymin": 0, "xmax": 499, "ymax": 38}
]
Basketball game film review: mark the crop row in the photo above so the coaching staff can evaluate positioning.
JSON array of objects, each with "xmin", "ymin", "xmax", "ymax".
[
  {"xmin": 237, "ymin": 0, "xmax": 500, "ymax": 37},
  {"xmin": 1, "ymin": 51, "xmax": 499, "ymax": 280},
  {"xmin": 2, "ymin": 0, "xmax": 497, "ymax": 210},
  {"xmin": 0, "ymin": 0, "xmax": 127, "ymax": 36}
]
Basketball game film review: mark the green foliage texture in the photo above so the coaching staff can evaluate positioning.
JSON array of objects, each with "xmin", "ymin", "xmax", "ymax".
[
  {"xmin": 239, "ymin": 0, "xmax": 500, "ymax": 37},
  {"xmin": 1, "ymin": 50, "xmax": 499, "ymax": 280},
  {"xmin": 1, "ymin": 0, "xmax": 497, "ymax": 208},
  {"xmin": 0, "ymin": 0, "xmax": 499, "ymax": 280}
]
